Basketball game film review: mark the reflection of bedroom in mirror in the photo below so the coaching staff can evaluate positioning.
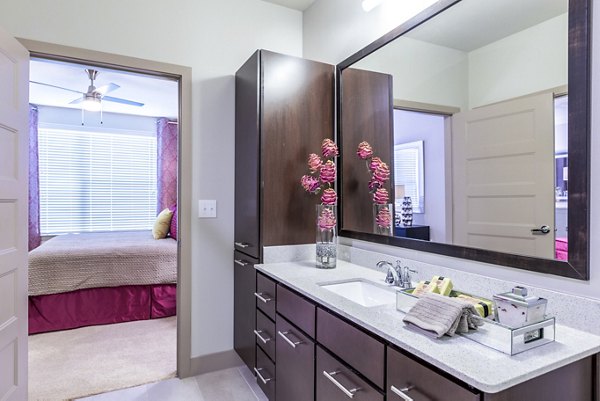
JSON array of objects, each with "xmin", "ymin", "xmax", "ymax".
[
  {"xmin": 338, "ymin": 0, "xmax": 590, "ymax": 279},
  {"xmin": 27, "ymin": 57, "xmax": 180, "ymax": 399}
]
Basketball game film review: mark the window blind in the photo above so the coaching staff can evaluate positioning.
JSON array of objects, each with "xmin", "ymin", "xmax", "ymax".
[
  {"xmin": 38, "ymin": 128, "xmax": 157, "ymax": 235},
  {"xmin": 394, "ymin": 141, "xmax": 423, "ymax": 213}
]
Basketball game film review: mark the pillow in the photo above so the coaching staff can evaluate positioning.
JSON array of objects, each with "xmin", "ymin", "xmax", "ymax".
[
  {"xmin": 153, "ymin": 208, "xmax": 174, "ymax": 239},
  {"xmin": 169, "ymin": 205, "xmax": 178, "ymax": 240}
]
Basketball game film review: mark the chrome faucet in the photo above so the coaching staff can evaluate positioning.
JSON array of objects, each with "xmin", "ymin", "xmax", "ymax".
[{"xmin": 376, "ymin": 260, "xmax": 416, "ymax": 289}]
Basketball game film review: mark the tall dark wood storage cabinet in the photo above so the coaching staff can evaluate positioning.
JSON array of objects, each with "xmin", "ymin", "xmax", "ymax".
[{"xmin": 233, "ymin": 50, "xmax": 334, "ymax": 379}]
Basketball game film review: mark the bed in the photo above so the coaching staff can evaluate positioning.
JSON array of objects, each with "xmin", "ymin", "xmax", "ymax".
[
  {"xmin": 555, "ymin": 237, "xmax": 568, "ymax": 261},
  {"xmin": 28, "ymin": 230, "xmax": 177, "ymax": 334}
]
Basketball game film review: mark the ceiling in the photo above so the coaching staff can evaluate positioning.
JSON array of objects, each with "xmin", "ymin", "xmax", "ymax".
[
  {"xmin": 406, "ymin": 0, "xmax": 568, "ymax": 52},
  {"xmin": 29, "ymin": 58, "xmax": 179, "ymax": 119},
  {"xmin": 260, "ymin": 0, "xmax": 316, "ymax": 11}
]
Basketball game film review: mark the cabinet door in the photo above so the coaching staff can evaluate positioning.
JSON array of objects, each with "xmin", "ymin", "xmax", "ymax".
[
  {"xmin": 233, "ymin": 251, "xmax": 258, "ymax": 371},
  {"xmin": 276, "ymin": 314, "xmax": 315, "ymax": 401},
  {"xmin": 317, "ymin": 346, "xmax": 384, "ymax": 401},
  {"xmin": 256, "ymin": 345, "xmax": 276, "ymax": 401},
  {"xmin": 387, "ymin": 347, "xmax": 479, "ymax": 401},
  {"xmin": 235, "ymin": 51, "xmax": 261, "ymax": 259},
  {"xmin": 261, "ymin": 50, "xmax": 334, "ymax": 247}
]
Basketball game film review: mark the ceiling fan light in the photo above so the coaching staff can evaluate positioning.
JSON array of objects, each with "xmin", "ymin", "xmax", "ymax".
[{"xmin": 82, "ymin": 95, "xmax": 102, "ymax": 112}]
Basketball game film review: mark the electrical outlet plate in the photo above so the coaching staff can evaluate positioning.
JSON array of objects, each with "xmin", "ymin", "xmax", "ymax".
[{"xmin": 198, "ymin": 200, "xmax": 217, "ymax": 218}]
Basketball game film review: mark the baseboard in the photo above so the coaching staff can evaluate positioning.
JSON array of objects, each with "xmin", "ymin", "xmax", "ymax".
[{"xmin": 184, "ymin": 350, "xmax": 244, "ymax": 378}]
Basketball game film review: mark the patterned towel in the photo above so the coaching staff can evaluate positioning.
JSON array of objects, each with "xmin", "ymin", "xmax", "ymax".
[{"xmin": 403, "ymin": 293, "xmax": 483, "ymax": 338}]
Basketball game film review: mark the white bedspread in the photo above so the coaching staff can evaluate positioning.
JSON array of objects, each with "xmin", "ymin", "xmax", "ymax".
[{"xmin": 29, "ymin": 231, "xmax": 177, "ymax": 296}]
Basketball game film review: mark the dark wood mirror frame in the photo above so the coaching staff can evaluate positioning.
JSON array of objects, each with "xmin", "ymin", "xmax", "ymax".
[{"xmin": 336, "ymin": 0, "xmax": 591, "ymax": 280}]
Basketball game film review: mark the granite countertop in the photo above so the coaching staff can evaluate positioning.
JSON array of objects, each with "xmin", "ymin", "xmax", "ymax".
[{"xmin": 255, "ymin": 260, "xmax": 600, "ymax": 394}]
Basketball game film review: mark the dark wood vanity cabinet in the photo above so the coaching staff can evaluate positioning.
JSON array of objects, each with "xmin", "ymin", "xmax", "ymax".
[
  {"xmin": 233, "ymin": 251, "xmax": 257, "ymax": 371},
  {"xmin": 275, "ymin": 314, "xmax": 315, "ymax": 401},
  {"xmin": 234, "ymin": 49, "xmax": 333, "ymax": 376},
  {"xmin": 387, "ymin": 346, "xmax": 479, "ymax": 401},
  {"xmin": 234, "ymin": 49, "xmax": 334, "ymax": 257}
]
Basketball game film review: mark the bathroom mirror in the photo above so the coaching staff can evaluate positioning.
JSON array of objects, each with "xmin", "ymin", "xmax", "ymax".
[{"xmin": 337, "ymin": 0, "xmax": 590, "ymax": 279}]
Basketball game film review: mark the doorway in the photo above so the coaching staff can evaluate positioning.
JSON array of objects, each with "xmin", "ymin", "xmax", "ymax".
[{"xmin": 21, "ymin": 39, "xmax": 193, "ymax": 399}]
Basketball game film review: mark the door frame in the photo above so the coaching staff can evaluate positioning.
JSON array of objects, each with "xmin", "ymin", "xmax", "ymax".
[{"xmin": 19, "ymin": 39, "xmax": 194, "ymax": 378}]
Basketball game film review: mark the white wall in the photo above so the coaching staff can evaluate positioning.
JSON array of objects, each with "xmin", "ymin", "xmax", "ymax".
[
  {"xmin": 0, "ymin": 0, "xmax": 303, "ymax": 358},
  {"xmin": 468, "ymin": 13, "xmax": 568, "ymax": 108},
  {"xmin": 354, "ymin": 37, "xmax": 468, "ymax": 110},
  {"xmin": 304, "ymin": 0, "xmax": 600, "ymax": 301}
]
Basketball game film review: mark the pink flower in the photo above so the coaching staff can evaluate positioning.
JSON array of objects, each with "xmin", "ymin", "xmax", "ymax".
[
  {"xmin": 318, "ymin": 207, "xmax": 337, "ymax": 231},
  {"xmin": 320, "ymin": 160, "xmax": 336, "ymax": 183},
  {"xmin": 301, "ymin": 175, "xmax": 320, "ymax": 193},
  {"xmin": 357, "ymin": 141, "xmax": 373, "ymax": 159},
  {"xmin": 368, "ymin": 179, "xmax": 381, "ymax": 192},
  {"xmin": 376, "ymin": 206, "xmax": 392, "ymax": 229},
  {"xmin": 369, "ymin": 157, "xmax": 382, "ymax": 172},
  {"xmin": 321, "ymin": 188, "xmax": 337, "ymax": 205},
  {"xmin": 308, "ymin": 153, "xmax": 322, "ymax": 173},
  {"xmin": 321, "ymin": 139, "xmax": 339, "ymax": 158},
  {"xmin": 373, "ymin": 162, "xmax": 390, "ymax": 184},
  {"xmin": 373, "ymin": 188, "xmax": 389, "ymax": 205}
]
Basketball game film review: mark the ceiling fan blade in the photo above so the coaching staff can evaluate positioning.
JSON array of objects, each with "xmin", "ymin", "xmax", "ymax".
[
  {"xmin": 102, "ymin": 96, "xmax": 144, "ymax": 107},
  {"xmin": 69, "ymin": 97, "xmax": 84, "ymax": 105},
  {"xmin": 94, "ymin": 83, "xmax": 120, "ymax": 95},
  {"xmin": 30, "ymin": 81, "xmax": 84, "ymax": 94}
]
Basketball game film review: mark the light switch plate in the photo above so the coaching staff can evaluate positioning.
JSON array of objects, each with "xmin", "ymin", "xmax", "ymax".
[{"xmin": 198, "ymin": 200, "xmax": 217, "ymax": 218}]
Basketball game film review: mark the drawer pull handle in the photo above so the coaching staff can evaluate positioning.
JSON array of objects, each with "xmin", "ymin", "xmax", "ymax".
[
  {"xmin": 254, "ymin": 329, "xmax": 271, "ymax": 344},
  {"xmin": 254, "ymin": 292, "xmax": 273, "ymax": 303},
  {"xmin": 254, "ymin": 367, "xmax": 272, "ymax": 384},
  {"xmin": 235, "ymin": 242, "xmax": 249, "ymax": 248},
  {"xmin": 277, "ymin": 330, "xmax": 303, "ymax": 348},
  {"xmin": 323, "ymin": 370, "xmax": 361, "ymax": 399},
  {"xmin": 391, "ymin": 385, "xmax": 415, "ymax": 401},
  {"xmin": 234, "ymin": 259, "xmax": 249, "ymax": 266}
]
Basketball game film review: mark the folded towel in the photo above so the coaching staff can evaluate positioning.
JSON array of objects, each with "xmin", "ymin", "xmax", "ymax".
[{"xmin": 402, "ymin": 293, "xmax": 483, "ymax": 338}]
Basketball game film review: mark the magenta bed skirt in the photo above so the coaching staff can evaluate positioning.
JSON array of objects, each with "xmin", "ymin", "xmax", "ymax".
[{"xmin": 28, "ymin": 284, "xmax": 176, "ymax": 335}]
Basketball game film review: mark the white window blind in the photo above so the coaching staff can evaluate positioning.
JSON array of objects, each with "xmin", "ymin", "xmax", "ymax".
[
  {"xmin": 38, "ymin": 128, "xmax": 157, "ymax": 235},
  {"xmin": 394, "ymin": 140, "xmax": 424, "ymax": 213}
]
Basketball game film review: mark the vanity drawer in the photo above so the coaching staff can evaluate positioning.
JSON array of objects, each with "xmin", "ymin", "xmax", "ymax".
[
  {"xmin": 317, "ymin": 346, "xmax": 384, "ymax": 401},
  {"xmin": 387, "ymin": 347, "xmax": 479, "ymax": 401},
  {"xmin": 255, "ymin": 309, "xmax": 275, "ymax": 361},
  {"xmin": 256, "ymin": 273, "xmax": 276, "ymax": 320},
  {"xmin": 276, "ymin": 284, "xmax": 316, "ymax": 338},
  {"xmin": 316, "ymin": 307, "xmax": 385, "ymax": 389},
  {"xmin": 255, "ymin": 345, "xmax": 276, "ymax": 401}
]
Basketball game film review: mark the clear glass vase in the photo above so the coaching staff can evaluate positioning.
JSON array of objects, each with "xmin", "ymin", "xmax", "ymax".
[
  {"xmin": 373, "ymin": 203, "xmax": 393, "ymax": 236},
  {"xmin": 316, "ymin": 204, "xmax": 337, "ymax": 269}
]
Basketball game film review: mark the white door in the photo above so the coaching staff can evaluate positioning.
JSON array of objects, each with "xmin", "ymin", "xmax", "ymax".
[
  {"xmin": 452, "ymin": 92, "xmax": 555, "ymax": 259},
  {"xmin": 0, "ymin": 27, "xmax": 29, "ymax": 401}
]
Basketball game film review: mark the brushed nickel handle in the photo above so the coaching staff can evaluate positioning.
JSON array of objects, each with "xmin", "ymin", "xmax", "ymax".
[
  {"xmin": 254, "ymin": 329, "xmax": 271, "ymax": 344},
  {"xmin": 391, "ymin": 385, "xmax": 415, "ymax": 401},
  {"xmin": 254, "ymin": 292, "xmax": 272, "ymax": 303},
  {"xmin": 234, "ymin": 259, "xmax": 248, "ymax": 266},
  {"xmin": 277, "ymin": 330, "xmax": 302, "ymax": 348},
  {"xmin": 531, "ymin": 225, "xmax": 551, "ymax": 235},
  {"xmin": 254, "ymin": 367, "xmax": 272, "ymax": 384},
  {"xmin": 323, "ymin": 370, "xmax": 360, "ymax": 399},
  {"xmin": 235, "ymin": 242, "xmax": 249, "ymax": 248}
]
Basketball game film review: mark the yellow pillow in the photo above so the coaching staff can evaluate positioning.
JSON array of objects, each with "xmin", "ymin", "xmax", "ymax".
[{"xmin": 153, "ymin": 208, "xmax": 174, "ymax": 239}]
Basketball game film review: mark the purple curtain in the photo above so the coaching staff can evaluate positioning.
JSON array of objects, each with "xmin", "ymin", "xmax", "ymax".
[
  {"xmin": 157, "ymin": 118, "xmax": 178, "ymax": 212},
  {"xmin": 29, "ymin": 105, "xmax": 41, "ymax": 251}
]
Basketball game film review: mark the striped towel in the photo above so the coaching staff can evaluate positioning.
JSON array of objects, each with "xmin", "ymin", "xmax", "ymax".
[{"xmin": 403, "ymin": 293, "xmax": 483, "ymax": 338}]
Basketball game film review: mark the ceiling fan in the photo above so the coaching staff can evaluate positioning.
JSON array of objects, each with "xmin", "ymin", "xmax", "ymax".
[{"xmin": 30, "ymin": 68, "xmax": 145, "ymax": 111}]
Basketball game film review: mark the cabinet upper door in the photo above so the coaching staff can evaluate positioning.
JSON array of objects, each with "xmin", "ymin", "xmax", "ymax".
[
  {"xmin": 261, "ymin": 50, "xmax": 334, "ymax": 247},
  {"xmin": 235, "ymin": 51, "xmax": 261, "ymax": 258}
]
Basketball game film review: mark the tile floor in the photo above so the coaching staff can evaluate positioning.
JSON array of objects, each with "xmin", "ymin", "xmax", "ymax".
[{"xmin": 78, "ymin": 366, "xmax": 268, "ymax": 401}]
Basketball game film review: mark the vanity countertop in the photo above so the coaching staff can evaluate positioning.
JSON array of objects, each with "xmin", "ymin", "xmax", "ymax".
[{"xmin": 255, "ymin": 260, "xmax": 600, "ymax": 394}]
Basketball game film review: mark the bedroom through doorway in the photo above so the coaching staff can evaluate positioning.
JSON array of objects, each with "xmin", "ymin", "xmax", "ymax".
[{"xmin": 27, "ymin": 56, "xmax": 181, "ymax": 400}]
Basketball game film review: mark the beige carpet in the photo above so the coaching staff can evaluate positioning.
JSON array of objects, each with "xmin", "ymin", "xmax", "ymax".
[{"xmin": 28, "ymin": 317, "xmax": 177, "ymax": 401}]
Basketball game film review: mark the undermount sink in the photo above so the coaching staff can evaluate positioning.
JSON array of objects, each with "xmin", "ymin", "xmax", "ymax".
[{"xmin": 319, "ymin": 279, "xmax": 396, "ymax": 307}]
